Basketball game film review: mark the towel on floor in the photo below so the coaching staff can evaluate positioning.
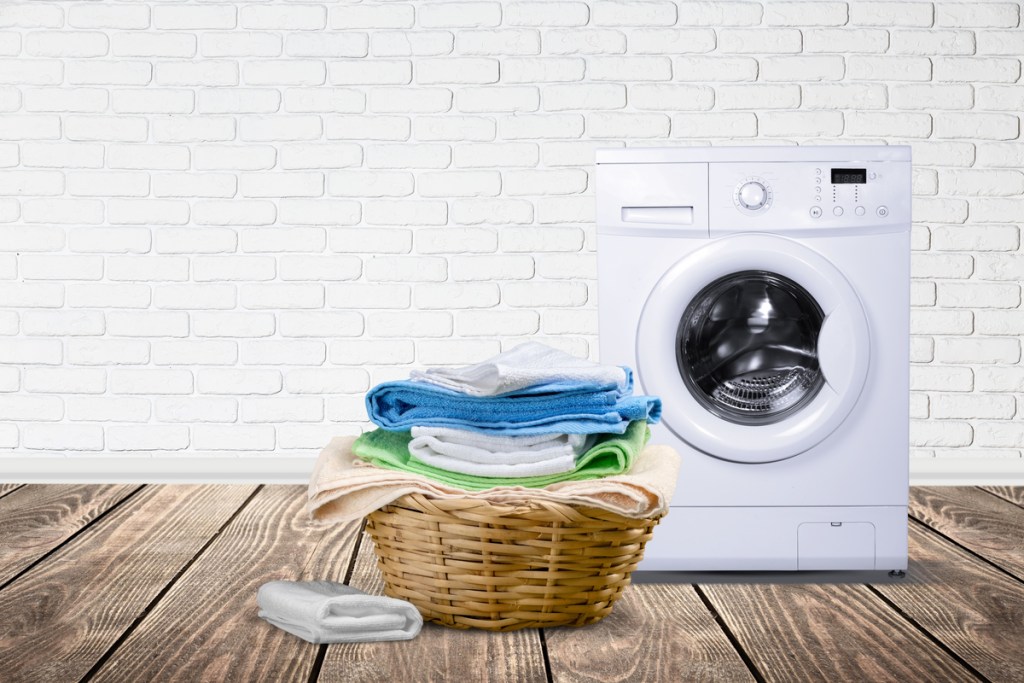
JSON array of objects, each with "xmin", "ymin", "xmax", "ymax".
[
  {"xmin": 307, "ymin": 436, "xmax": 681, "ymax": 523},
  {"xmin": 407, "ymin": 428, "xmax": 594, "ymax": 477},
  {"xmin": 366, "ymin": 380, "xmax": 660, "ymax": 435},
  {"xmin": 410, "ymin": 341, "xmax": 631, "ymax": 397},
  {"xmin": 352, "ymin": 420, "xmax": 649, "ymax": 491},
  {"xmin": 257, "ymin": 580, "xmax": 422, "ymax": 644}
]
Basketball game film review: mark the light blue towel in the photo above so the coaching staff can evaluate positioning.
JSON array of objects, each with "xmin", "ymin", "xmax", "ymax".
[{"xmin": 365, "ymin": 380, "xmax": 661, "ymax": 435}]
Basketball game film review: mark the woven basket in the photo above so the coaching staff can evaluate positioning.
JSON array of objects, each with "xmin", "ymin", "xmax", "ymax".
[{"xmin": 364, "ymin": 493, "xmax": 662, "ymax": 631}]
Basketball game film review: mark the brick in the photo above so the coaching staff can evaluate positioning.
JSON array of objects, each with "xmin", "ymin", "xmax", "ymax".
[
  {"xmin": 416, "ymin": 227, "xmax": 496, "ymax": 254},
  {"xmin": 415, "ymin": 116, "xmax": 495, "ymax": 142},
  {"xmin": 111, "ymin": 88, "xmax": 193, "ymax": 114},
  {"xmin": 909, "ymin": 393, "xmax": 929, "ymax": 419},
  {"xmin": 766, "ymin": 1, "xmax": 846, "ymax": 25},
  {"xmin": 241, "ymin": 340, "xmax": 326, "ymax": 365},
  {"xmin": 975, "ymin": 366, "xmax": 1024, "ymax": 392},
  {"xmin": 419, "ymin": 2, "xmax": 501, "ymax": 28},
  {"xmin": 940, "ymin": 169, "xmax": 1024, "ymax": 196},
  {"xmin": 329, "ymin": 170, "xmax": 413, "ymax": 197},
  {"xmin": 193, "ymin": 199, "xmax": 276, "ymax": 226},
  {"xmin": 910, "ymin": 421, "xmax": 973, "ymax": 447},
  {"xmin": 68, "ymin": 227, "xmax": 150, "ymax": 255},
  {"xmin": 975, "ymin": 254, "xmax": 1024, "ymax": 281},
  {"xmin": 417, "ymin": 171, "xmax": 500, "ymax": 198},
  {"xmin": 196, "ymin": 369, "xmax": 281, "ymax": 395},
  {"xmin": 330, "ymin": 60, "xmax": 411, "ymax": 85},
  {"xmin": 914, "ymin": 198, "xmax": 968, "ymax": 224},
  {"xmin": 911, "ymin": 309, "xmax": 973, "ymax": 335},
  {"xmin": 152, "ymin": 340, "xmax": 237, "ymax": 366},
  {"xmin": 502, "ymin": 57, "xmax": 586, "ymax": 83},
  {"xmin": 325, "ymin": 115, "xmax": 410, "ymax": 141},
  {"xmin": 589, "ymin": 56, "xmax": 672, "ymax": 81},
  {"xmin": 277, "ymin": 199, "xmax": 360, "ymax": 226},
  {"xmin": 674, "ymin": 56, "xmax": 758, "ymax": 81},
  {"xmin": 194, "ymin": 144, "xmax": 274, "ymax": 171},
  {"xmin": 0, "ymin": 4, "xmax": 64, "ymax": 28},
  {"xmin": 240, "ymin": 4, "xmax": 326, "ymax": 30},
  {"xmin": 108, "ymin": 143, "xmax": 189, "ymax": 170},
  {"xmin": 935, "ymin": 337, "xmax": 1020, "ymax": 364},
  {"xmin": 370, "ymin": 87, "xmax": 452, "ymax": 113},
  {"xmin": 803, "ymin": 83, "xmax": 887, "ymax": 109},
  {"xmin": 969, "ymin": 199, "xmax": 1024, "ymax": 223},
  {"xmin": 330, "ymin": 3, "xmax": 413, "ymax": 29},
  {"xmin": 451, "ymin": 255, "xmax": 534, "ymax": 281},
  {"xmin": 671, "ymin": 113, "xmax": 757, "ymax": 138},
  {"xmin": 932, "ymin": 225, "xmax": 1017, "ymax": 253},
  {"xmin": 414, "ymin": 283, "xmax": 500, "ymax": 309},
  {"xmin": 803, "ymin": 29, "xmax": 889, "ymax": 53},
  {"xmin": 330, "ymin": 228, "xmax": 411, "ymax": 253},
  {"xmin": 456, "ymin": 310, "xmax": 539, "ymax": 336},
  {"xmin": 458, "ymin": 86, "xmax": 539, "ymax": 112},
  {"xmin": 23, "ymin": 198, "xmax": 104, "ymax": 224},
  {"xmin": 0, "ymin": 35, "xmax": 18, "ymax": 57},
  {"xmin": 848, "ymin": 56, "xmax": 931, "ymax": 81},
  {"xmin": 934, "ymin": 58, "xmax": 1020, "ymax": 83},
  {"xmin": 0, "ymin": 114, "xmax": 60, "ymax": 140},
  {"xmin": 112, "ymin": 32, "xmax": 196, "ymax": 58},
  {"xmin": 67, "ymin": 283, "xmax": 149, "ymax": 308},
  {"xmin": 154, "ymin": 283, "xmax": 235, "ymax": 310},
  {"xmin": 976, "ymin": 311, "xmax": 1024, "ymax": 336},
  {"xmin": 506, "ymin": 2, "xmax": 589, "ymax": 26},
  {"xmin": 367, "ymin": 143, "xmax": 450, "ymax": 169},
  {"xmin": 278, "ymin": 311, "xmax": 363, "ymax": 337},
  {"xmin": 890, "ymin": 29, "xmax": 976, "ymax": 55},
  {"xmin": 244, "ymin": 60, "xmax": 324, "ymax": 86},
  {"xmin": 891, "ymin": 84, "xmax": 973, "ymax": 111},
  {"xmin": 108, "ymin": 310, "xmax": 189, "ymax": 337},
  {"xmin": 846, "ymin": 112, "xmax": 931, "ymax": 138},
  {"xmin": 366, "ymin": 256, "xmax": 446, "ymax": 282},
  {"xmin": 22, "ymin": 87, "xmax": 107, "ymax": 113},
  {"xmin": 156, "ymin": 397, "xmax": 237, "ymax": 423},
  {"xmin": 153, "ymin": 5, "xmax": 236, "ymax": 30},
  {"xmin": 24, "ymin": 367, "xmax": 105, "ymax": 394},
  {"xmin": 239, "ymin": 283, "xmax": 324, "ymax": 309},
  {"xmin": 760, "ymin": 56, "xmax": 844, "ymax": 82},
  {"xmin": 503, "ymin": 169, "xmax": 587, "ymax": 196},
  {"xmin": 154, "ymin": 227, "xmax": 237, "ymax": 254},
  {"xmin": 455, "ymin": 142, "xmax": 538, "ymax": 168},
  {"xmin": 240, "ymin": 115, "xmax": 321, "ymax": 141},
  {"xmin": 976, "ymin": 142, "xmax": 1024, "ymax": 168},
  {"xmin": 202, "ymin": 32, "xmax": 282, "ymax": 58},
  {"xmin": 239, "ymin": 172, "xmax": 323, "ymax": 198},
  {"xmin": 152, "ymin": 116, "xmax": 235, "ymax": 143},
  {"xmin": 936, "ymin": 3, "xmax": 1019, "ymax": 28},
  {"xmin": 934, "ymin": 113, "xmax": 1019, "ymax": 140},
  {"xmin": 974, "ymin": 422, "xmax": 1024, "ymax": 449},
  {"xmin": 242, "ymin": 397, "xmax": 323, "ymax": 423},
  {"xmin": 198, "ymin": 88, "xmax": 280, "ymax": 114},
  {"xmin": 25, "ymin": 31, "xmax": 108, "ymax": 57},
  {"xmin": 110, "ymin": 368, "xmax": 193, "ymax": 395},
  {"xmin": 67, "ymin": 60, "xmax": 152, "ymax": 86},
  {"xmin": 65, "ymin": 115, "xmax": 148, "ymax": 142},
  {"xmin": 279, "ymin": 255, "xmax": 361, "ymax": 281},
  {"xmin": 850, "ymin": 2, "xmax": 933, "ymax": 27},
  {"xmin": 192, "ymin": 425, "xmax": 273, "ymax": 451},
  {"xmin": 327, "ymin": 283, "xmax": 410, "ymax": 309},
  {"xmin": 502, "ymin": 281, "xmax": 588, "ymax": 307},
  {"xmin": 68, "ymin": 339, "xmax": 150, "ymax": 365},
  {"xmin": 718, "ymin": 28, "xmax": 801, "ymax": 53},
  {"xmin": 417, "ymin": 58, "xmax": 498, "ymax": 85},
  {"xmin": 500, "ymin": 113, "xmax": 584, "ymax": 139},
  {"xmin": 371, "ymin": 31, "xmax": 451, "ymax": 57},
  {"xmin": 630, "ymin": 83, "xmax": 713, "ymax": 111},
  {"xmin": 538, "ymin": 252, "xmax": 596, "ymax": 280},
  {"xmin": 452, "ymin": 198, "xmax": 533, "ymax": 224},
  {"xmin": 0, "ymin": 338, "xmax": 62, "ymax": 365},
  {"xmin": 542, "ymin": 141, "xmax": 618, "ymax": 167},
  {"xmin": 536, "ymin": 196, "xmax": 595, "ymax": 224},
  {"xmin": 193, "ymin": 311, "xmax": 275, "ymax": 338},
  {"xmin": 544, "ymin": 29, "xmax": 626, "ymax": 55},
  {"xmin": 457, "ymin": 29, "xmax": 540, "ymax": 55},
  {"xmin": 329, "ymin": 339, "xmax": 414, "ymax": 365},
  {"xmin": 0, "ymin": 395, "xmax": 62, "ymax": 421},
  {"xmin": 0, "ymin": 59, "xmax": 62, "ymax": 85},
  {"xmin": 367, "ymin": 311, "xmax": 452, "ymax": 338},
  {"xmin": 20, "ymin": 142, "xmax": 101, "ymax": 169},
  {"xmin": 152, "ymin": 172, "xmax": 236, "ymax": 199},
  {"xmin": 68, "ymin": 397, "xmax": 151, "ymax": 423},
  {"xmin": 628, "ymin": 28, "xmax": 716, "ymax": 54},
  {"xmin": 542, "ymin": 308, "xmax": 598, "ymax": 334},
  {"xmin": 107, "ymin": 198, "xmax": 189, "ymax": 226},
  {"xmin": 71, "ymin": 4, "xmax": 149, "ymax": 29},
  {"xmin": 288, "ymin": 32, "xmax": 368, "ymax": 58},
  {"xmin": 717, "ymin": 84, "xmax": 799, "ymax": 110},
  {"xmin": 978, "ymin": 31, "xmax": 1024, "ymax": 55},
  {"xmin": 20, "ymin": 254, "xmax": 102, "ymax": 280},
  {"xmin": 240, "ymin": 226, "xmax": 325, "ymax": 253},
  {"xmin": 977, "ymin": 85, "xmax": 1024, "ymax": 112},
  {"xmin": 0, "ymin": 226, "xmax": 64, "ymax": 252},
  {"xmin": 937, "ymin": 283, "xmax": 1020, "ymax": 309},
  {"xmin": 588, "ymin": 112, "xmax": 670, "ymax": 138},
  {"xmin": 0, "ymin": 169, "xmax": 63, "ymax": 196},
  {"xmin": 285, "ymin": 88, "xmax": 364, "ymax": 114},
  {"xmin": 911, "ymin": 365, "xmax": 974, "ymax": 392},
  {"xmin": 193, "ymin": 255, "xmax": 275, "ymax": 282}
]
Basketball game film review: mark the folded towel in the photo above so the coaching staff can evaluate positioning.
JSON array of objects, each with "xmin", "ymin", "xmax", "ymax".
[
  {"xmin": 410, "ymin": 341, "xmax": 631, "ymax": 397},
  {"xmin": 353, "ymin": 420, "xmax": 649, "ymax": 491},
  {"xmin": 366, "ymin": 381, "xmax": 660, "ymax": 435},
  {"xmin": 408, "ymin": 428, "xmax": 594, "ymax": 477},
  {"xmin": 257, "ymin": 580, "xmax": 422, "ymax": 644},
  {"xmin": 307, "ymin": 436, "xmax": 681, "ymax": 523}
]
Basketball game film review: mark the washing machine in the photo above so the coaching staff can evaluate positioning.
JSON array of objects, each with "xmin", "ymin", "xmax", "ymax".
[{"xmin": 596, "ymin": 146, "xmax": 910, "ymax": 572}]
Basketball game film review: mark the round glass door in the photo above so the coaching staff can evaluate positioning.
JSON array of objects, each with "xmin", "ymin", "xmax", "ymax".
[{"xmin": 676, "ymin": 271, "xmax": 825, "ymax": 426}]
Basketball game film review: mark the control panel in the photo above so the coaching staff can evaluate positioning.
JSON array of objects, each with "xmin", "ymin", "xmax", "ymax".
[{"xmin": 711, "ymin": 161, "xmax": 910, "ymax": 236}]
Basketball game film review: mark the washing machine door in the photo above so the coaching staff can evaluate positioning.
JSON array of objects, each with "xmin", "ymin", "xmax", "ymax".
[{"xmin": 637, "ymin": 233, "xmax": 870, "ymax": 463}]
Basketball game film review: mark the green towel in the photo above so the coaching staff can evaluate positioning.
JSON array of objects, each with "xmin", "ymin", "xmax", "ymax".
[{"xmin": 352, "ymin": 421, "xmax": 651, "ymax": 491}]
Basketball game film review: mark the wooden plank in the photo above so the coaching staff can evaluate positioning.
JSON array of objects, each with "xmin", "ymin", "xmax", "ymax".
[
  {"xmin": 980, "ymin": 485, "xmax": 1024, "ymax": 508},
  {"xmin": 700, "ymin": 582, "xmax": 976, "ymax": 683},
  {"xmin": 90, "ymin": 485, "xmax": 361, "ymax": 683},
  {"xmin": 872, "ymin": 521, "xmax": 1024, "ymax": 682},
  {"xmin": 0, "ymin": 484, "xmax": 256, "ymax": 683},
  {"xmin": 317, "ymin": 530, "xmax": 549, "ymax": 683},
  {"xmin": 0, "ymin": 483, "xmax": 21, "ymax": 500},
  {"xmin": 544, "ymin": 582, "xmax": 755, "ymax": 683},
  {"xmin": 0, "ymin": 484, "xmax": 139, "ymax": 585},
  {"xmin": 910, "ymin": 486, "xmax": 1024, "ymax": 581}
]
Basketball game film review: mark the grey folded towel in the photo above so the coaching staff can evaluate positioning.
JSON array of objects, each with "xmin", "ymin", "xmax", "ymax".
[{"xmin": 257, "ymin": 580, "xmax": 423, "ymax": 644}]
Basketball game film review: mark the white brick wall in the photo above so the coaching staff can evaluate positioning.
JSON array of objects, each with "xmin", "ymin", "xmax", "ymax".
[{"xmin": 0, "ymin": 0, "xmax": 1022, "ymax": 468}]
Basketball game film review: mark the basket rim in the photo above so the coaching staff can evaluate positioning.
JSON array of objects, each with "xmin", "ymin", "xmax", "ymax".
[{"xmin": 374, "ymin": 491, "xmax": 665, "ymax": 524}]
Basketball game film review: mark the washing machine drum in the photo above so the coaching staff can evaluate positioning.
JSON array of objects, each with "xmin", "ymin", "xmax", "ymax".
[{"xmin": 638, "ymin": 234, "xmax": 870, "ymax": 463}]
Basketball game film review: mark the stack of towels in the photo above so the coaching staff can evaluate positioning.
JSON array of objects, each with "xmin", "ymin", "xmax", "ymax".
[{"xmin": 352, "ymin": 342, "xmax": 663, "ymax": 491}]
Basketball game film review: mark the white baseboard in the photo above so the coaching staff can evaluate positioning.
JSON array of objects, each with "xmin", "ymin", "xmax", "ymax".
[{"xmin": 1, "ymin": 455, "xmax": 1023, "ymax": 486}]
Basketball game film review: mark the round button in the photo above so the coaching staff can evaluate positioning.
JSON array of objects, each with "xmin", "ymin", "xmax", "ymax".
[
  {"xmin": 738, "ymin": 181, "xmax": 768, "ymax": 210},
  {"xmin": 814, "ymin": 196, "xmax": 821, "ymax": 201},
  {"xmin": 814, "ymin": 186, "xmax": 821, "ymax": 193},
  {"xmin": 810, "ymin": 206, "xmax": 822, "ymax": 218},
  {"xmin": 815, "ymin": 168, "xmax": 821, "ymax": 174},
  {"xmin": 855, "ymin": 206, "xmax": 866, "ymax": 216},
  {"xmin": 877, "ymin": 206, "xmax": 889, "ymax": 217},
  {"xmin": 869, "ymin": 172, "xmax": 877, "ymax": 180},
  {"xmin": 833, "ymin": 206, "xmax": 844, "ymax": 216}
]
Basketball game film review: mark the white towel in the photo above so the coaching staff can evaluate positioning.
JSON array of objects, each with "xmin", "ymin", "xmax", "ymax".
[
  {"xmin": 408, "ymin": 427, "xmax": 594, "ymax": 477},
  {"xmin": 257, "ymin": 580, "xmax": 422, "ymax": 644},
  {"xmin": 409, "ymin": 341, "xmax": 629, "ymax": 397}
]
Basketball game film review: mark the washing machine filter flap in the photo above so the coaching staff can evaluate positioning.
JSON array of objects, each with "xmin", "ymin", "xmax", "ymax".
[{"xmin": 637, "ymin": 234, "xmax": 870, "ymax": 464}]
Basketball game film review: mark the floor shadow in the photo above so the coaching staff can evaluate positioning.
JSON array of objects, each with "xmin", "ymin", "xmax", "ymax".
[{"xmin": 632, "ymin": 560, "xmax": 936, "ymax": 585}]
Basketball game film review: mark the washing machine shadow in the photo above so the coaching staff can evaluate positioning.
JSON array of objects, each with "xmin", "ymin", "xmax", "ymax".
[{"xmin": 632, "ymin": 564, "xmax": 927, "ymax": 585}]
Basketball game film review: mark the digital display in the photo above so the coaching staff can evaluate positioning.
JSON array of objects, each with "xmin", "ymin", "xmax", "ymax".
[{"xmin": 831, "ymin": 168, "xmax": 867, "ymax": 184}]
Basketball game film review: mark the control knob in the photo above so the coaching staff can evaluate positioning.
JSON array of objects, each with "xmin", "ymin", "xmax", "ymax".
[{"xmin": 738, "ymin": 181, "xmax": 768, "ymax": 211}]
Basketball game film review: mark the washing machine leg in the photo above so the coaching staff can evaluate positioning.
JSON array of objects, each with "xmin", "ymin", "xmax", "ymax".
[{"xmin": 888, "ymin": 570, "xmax": 906, "ymax": 578}]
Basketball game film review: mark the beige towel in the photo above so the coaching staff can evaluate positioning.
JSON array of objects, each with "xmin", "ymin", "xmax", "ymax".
[{"xmin": 307, "ymin": 436, "xmax": 681, "ymax": 523}]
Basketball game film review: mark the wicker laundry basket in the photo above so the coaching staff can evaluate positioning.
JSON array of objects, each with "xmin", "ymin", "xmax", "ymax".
[{"xmin": 364, "ymin": 493, "xmax": 662, "ymax": 631}]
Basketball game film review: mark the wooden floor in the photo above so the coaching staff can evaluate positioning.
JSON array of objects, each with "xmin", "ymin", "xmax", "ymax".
[{"xmin": 1, "ymin": 485, "xmax": 1022, "ymax": 683}]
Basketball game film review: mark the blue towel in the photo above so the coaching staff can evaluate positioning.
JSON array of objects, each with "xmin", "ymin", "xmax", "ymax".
[{"xmin": 365, "ymin": 380, "xmax": 661, "ymax": 435}]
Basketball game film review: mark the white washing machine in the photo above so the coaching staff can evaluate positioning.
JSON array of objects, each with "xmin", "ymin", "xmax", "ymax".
[{"xmin": 596, "ymin": 146, "xmax": 910, "ymax": 572}]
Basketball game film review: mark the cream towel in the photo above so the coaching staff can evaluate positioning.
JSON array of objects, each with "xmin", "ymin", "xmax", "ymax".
[
  {"xmin": 307, "ymin": 436, "xmax": 681, "ymax": 524},
  {"xmin": 407, "ymin": 427, "xmax": 594, "ymax": 477},
  {"xmin": 409, "ymin": 341, "xmax": 630, "ymax": 397}
]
